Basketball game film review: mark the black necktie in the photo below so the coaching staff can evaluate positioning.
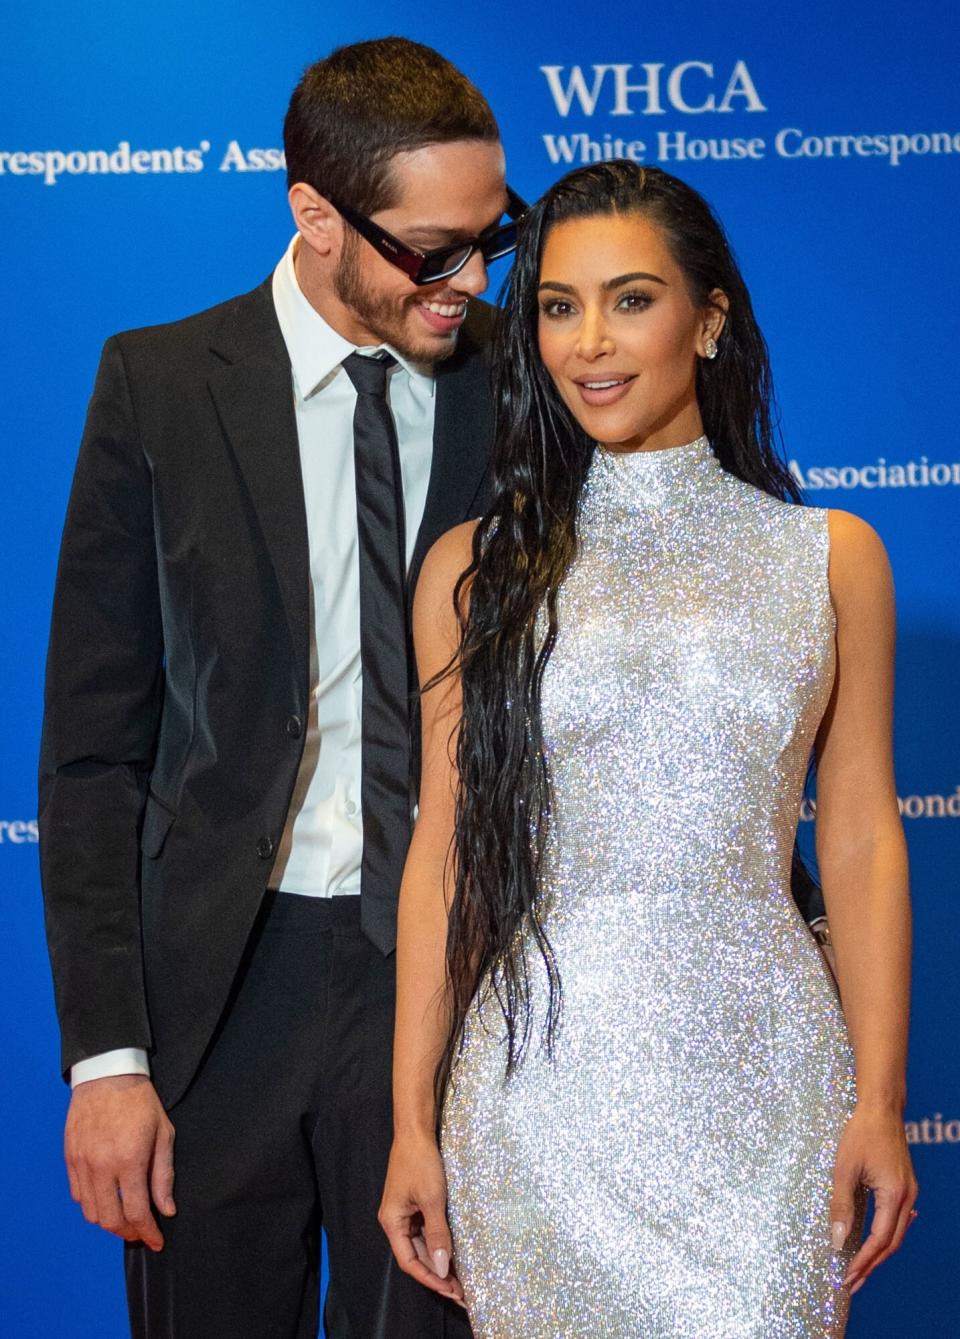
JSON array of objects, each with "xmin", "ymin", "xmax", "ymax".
[{"xmin": 342, "ymin": 351, "xmax": 411, "ymax": 953}]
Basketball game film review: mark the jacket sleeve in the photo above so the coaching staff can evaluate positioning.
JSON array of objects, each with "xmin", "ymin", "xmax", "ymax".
[{"xmin": 39, "ymin": 335, "xmax": 164, "ymax": 1079}]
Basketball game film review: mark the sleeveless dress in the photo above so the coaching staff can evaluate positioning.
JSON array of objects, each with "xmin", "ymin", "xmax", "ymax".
[{"xmin": 441, "ymin": 438, "xmax": 859, "ymax": 1339}]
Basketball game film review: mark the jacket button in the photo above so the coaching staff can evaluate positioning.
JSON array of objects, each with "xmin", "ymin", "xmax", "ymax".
[
  {"xmin": 286, "ymin": 714, "xmax": 302, "ymax": 738},
  {"xmin": 257, "ymin": 836, "xmax": 275, "ymax": 860}
]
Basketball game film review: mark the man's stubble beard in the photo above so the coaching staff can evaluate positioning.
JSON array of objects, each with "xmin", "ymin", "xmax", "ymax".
[{"xmin": 334, "ymin": 232, "xmax": 460, "ymax": 365}]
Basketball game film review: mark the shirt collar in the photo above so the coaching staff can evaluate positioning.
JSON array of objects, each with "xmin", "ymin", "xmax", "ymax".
[{"xmin": 271, "ymin": 235, "xmax": 435, "ymax": 400}]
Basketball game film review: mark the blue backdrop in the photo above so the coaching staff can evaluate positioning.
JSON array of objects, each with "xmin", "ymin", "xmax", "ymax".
[{"xmin": 2, "ymin": 2, "xmax": 957, "ymax": 1334}]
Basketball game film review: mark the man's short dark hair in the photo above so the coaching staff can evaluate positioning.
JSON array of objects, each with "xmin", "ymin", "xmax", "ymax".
[{"xmin": 284, "ymin": 37, "xmax": 500, "ymax": 214}]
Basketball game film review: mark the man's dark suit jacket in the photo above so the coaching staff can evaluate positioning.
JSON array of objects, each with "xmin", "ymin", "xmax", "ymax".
[{"xmin": 39, "ymin": 279, "xmax": 495, "ymax": 1109}]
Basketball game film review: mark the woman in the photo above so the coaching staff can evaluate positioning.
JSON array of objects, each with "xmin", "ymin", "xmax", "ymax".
[{"xmin": 379, "ymin": 162, "xmax": 916, "ymax": 1337}]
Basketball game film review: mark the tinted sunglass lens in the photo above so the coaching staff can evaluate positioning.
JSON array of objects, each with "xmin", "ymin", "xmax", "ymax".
[
  {"xmin": 419, "ymin": 246, "xmax": 473, "ymax": 284},
  {"xmin": 481, "ymin": 222, "xmax": 519, "ymax": 262}
]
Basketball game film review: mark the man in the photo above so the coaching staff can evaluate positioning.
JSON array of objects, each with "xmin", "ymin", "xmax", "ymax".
[{"xmin": 39, "ymin": 37, "xmax": 520, "ymax": 1338}]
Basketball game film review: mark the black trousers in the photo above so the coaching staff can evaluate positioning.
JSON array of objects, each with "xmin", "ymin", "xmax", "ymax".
[{"xmin": 126, "ymin": 893, "xmax": 471, "ymax": 1339}]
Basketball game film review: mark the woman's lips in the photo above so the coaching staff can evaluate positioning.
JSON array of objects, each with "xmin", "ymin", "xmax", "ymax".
[{"xmin": 573, "ymin": 375, "xmax": 637, "ymax": 407}]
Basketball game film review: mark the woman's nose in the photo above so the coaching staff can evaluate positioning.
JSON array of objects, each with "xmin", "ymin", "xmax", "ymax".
[{"xmin": 575, "ymin": 310, "xmax": 614, "ymax": 361}]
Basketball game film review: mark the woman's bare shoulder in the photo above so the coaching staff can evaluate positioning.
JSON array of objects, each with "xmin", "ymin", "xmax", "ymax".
[
  {"xmin": 826, "ymin": 509, "xmax": 893, "ymax": 613},
  {"xmin": 413, "ymin": 520, "xmax": 482, "ymax": 659},
  {"xmin": 418, "ymin": 521, "xmax": 481, "ymax": 598},
  {"xmin": 827, "ymin": 508, "xmax": 888, "ymax": 562}
]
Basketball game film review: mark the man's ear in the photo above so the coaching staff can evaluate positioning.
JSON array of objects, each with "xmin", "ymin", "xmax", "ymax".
[{"xmin": 288, "ymin": 182, "xmax": 340, "ymax": 259}]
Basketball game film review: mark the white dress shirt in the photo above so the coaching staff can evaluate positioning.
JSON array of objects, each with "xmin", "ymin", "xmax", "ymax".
[
  {"xmin": 71, "ymin": 236, "xmax": 436, "ymax": 1085},
  {"xmin": 268, "ymin": 234, "xmax": 435, "ymax": 896}
]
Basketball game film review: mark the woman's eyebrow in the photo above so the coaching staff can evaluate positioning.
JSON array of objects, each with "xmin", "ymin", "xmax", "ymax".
[
  {"xmin": 603, "ymin": 271, "xmax": 667, "ymax": 289},
  {"xmin": 538, "ymin": 272, "xmax": 668, "ymax": 294}
]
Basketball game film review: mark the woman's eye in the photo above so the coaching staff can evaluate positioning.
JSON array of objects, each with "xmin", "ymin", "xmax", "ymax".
[
  {"xmin": 540, "ymin": 299, "xmax": 575, "ymax": 318},
  {"xmin": 617, "ymin": 291, "xmax": 653, "ymax": 311}
]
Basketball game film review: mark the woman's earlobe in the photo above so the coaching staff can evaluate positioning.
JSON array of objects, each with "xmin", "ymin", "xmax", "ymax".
[{"xmin": 705, "ymin": 289, "xmax": 730, "ymax": 346}]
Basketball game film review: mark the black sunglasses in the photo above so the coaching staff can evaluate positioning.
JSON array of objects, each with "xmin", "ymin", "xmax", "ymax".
[{"xmin": 329, "ymin": 187, "xmax": 528, "ymax": 286}]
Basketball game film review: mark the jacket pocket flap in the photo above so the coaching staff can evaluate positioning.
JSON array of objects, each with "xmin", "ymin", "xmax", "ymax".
[{"xmin": 140, "ymin": 793, "xmax": 177, "ymax": 858}]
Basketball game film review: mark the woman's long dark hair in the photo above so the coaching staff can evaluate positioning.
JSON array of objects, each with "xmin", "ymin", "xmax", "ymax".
[{"xmin": 437, "ymin": 162, "xmax": 806, "ymax": 1103}]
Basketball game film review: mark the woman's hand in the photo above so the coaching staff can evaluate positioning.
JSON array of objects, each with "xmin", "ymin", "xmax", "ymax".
[
  {"xmin": 830, "ymin": 1103, "xmax": 918, "ymax": 1294},
  {"xmin": 379, "ymin": 1131, "xmax": 466, "ymax": 1308}
]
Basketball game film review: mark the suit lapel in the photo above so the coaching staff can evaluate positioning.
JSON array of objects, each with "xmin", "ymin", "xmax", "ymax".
[
  {"xmin": 206, "ymin": 280, "xmax": 311, "ymax": 695},
  {"xmin": 203, "ymin": 282, "xmax": 494, "ymax": 679},
  {"xmin": 410, "ymin": 302, "xmax": 495, "ymax": 594}
]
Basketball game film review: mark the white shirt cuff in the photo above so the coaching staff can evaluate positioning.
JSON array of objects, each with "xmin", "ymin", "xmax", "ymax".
[{"xmin": 70, "ymin": 1048, "xmax": 151, "ymax": 1087}]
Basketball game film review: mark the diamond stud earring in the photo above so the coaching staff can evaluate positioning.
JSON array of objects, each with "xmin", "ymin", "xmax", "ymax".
[{"xmin": 704, "ymin": 338, "xmax": 718, "ymax": 360}]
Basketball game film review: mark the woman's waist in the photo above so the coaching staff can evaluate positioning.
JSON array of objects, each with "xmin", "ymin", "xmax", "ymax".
[{"xmin": 540, "ymin": 829, "xmax": 798, "ymax": 898}]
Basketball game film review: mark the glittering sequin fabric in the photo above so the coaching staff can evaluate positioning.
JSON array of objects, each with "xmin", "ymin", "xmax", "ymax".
[{"xmin": 442, "ymin": 438, "xmax": 859, "ymax": 1338}]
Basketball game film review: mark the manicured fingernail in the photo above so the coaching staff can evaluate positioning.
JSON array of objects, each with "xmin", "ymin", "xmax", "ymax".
[
  {"xmin": 432, "ymin": 1248, "xmax": 450, "ymax": 1279},
  {"xmin": 831, "ymin": 1221, "xmax": 848, "ymax": 1251},
  {"xmin": 850, "ymin": 1278, "xmax": 865, "ymax": 1296}
]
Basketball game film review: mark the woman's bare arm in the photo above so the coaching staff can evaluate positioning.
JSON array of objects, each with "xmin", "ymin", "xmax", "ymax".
[
  {"xmin": 393, "ymin": 521, "xmax": 477, "ymax": 1136},
  {"xmin": 816, "ymin": 509, "xmax": 917, "ymax": 1291},
  {"xmin": 379, "ymin": 519, "xmax": 478, "ymax": 1301}
]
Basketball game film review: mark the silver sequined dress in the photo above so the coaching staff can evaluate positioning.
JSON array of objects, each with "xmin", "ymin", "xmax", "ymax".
[{"xmin": 442, "ymin": 438, "xmax": 858, "ymax": 1338}]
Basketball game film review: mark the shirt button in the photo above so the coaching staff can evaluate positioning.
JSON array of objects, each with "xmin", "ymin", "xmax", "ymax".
[
  {"xmin": 286, "ymin": 714, "xmax": 302, "ymax": 738},
  {"xmin": 345, "ymin": 799, "xmax": 359, "ymax": 817},
  {"xmin": 256, "ymin": 836, "xmax": 275, "ymax": 860}
]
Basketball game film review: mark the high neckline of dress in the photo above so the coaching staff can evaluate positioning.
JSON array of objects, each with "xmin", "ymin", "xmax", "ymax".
[{"xmin": 588, "ymin": 434, "xmax": 720, "ymax": 511}]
